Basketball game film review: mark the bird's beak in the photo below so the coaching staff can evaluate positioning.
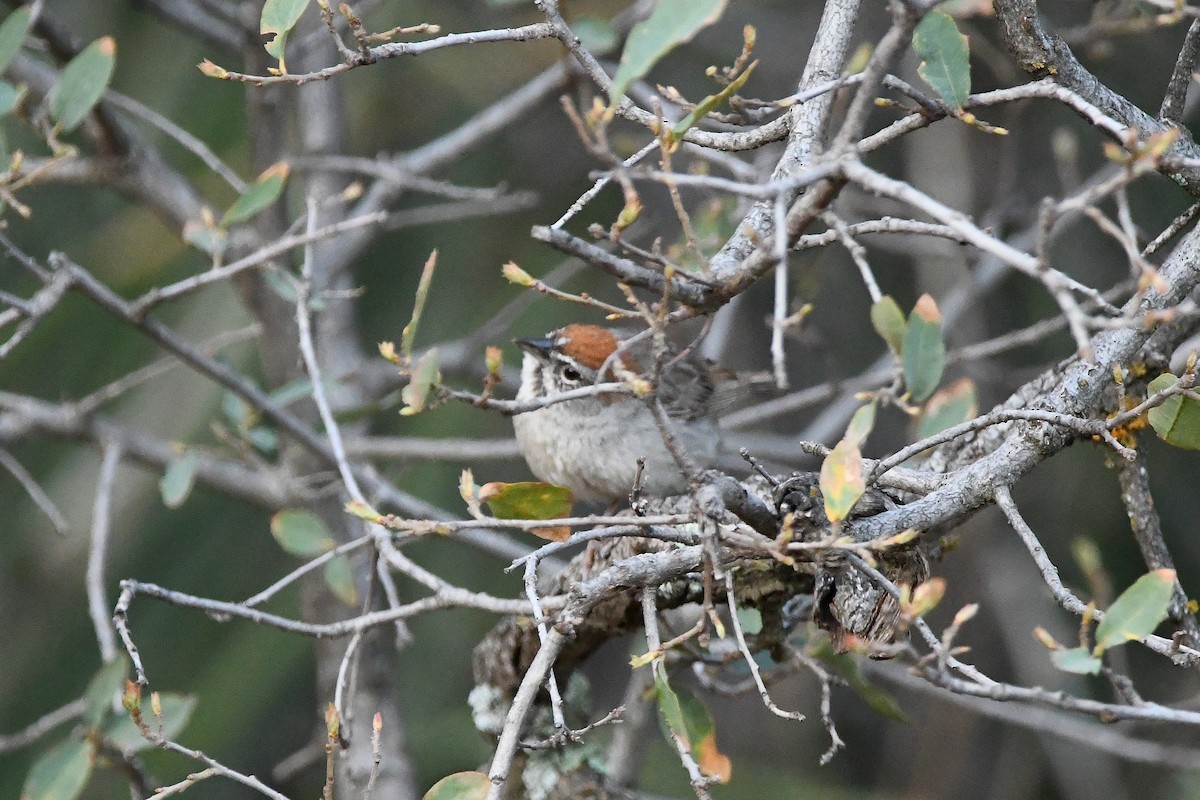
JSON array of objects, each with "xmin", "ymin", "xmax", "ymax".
[{"xmin": 515, "ymin": 336, "xmax": 555, "ymax": 360}]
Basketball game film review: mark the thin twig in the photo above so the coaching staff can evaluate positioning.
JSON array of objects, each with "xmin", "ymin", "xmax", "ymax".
[
  {"xmin": 103, "ymin": 89, "xmax": 246, "ymax": 192},
  {"xmin": 723, "ymin": 571, "xmax": 805, "ymax": 721},
  {"xmin": 149, "ymin": 768, "xmax": 218, "ymax": 799},
  {"xmin": 88, "ymin": 441, "xmax": 122, "ymax": 663},
  {"xmin": 792, "ymin": 649, "xmax": 845, "ymax": 764},
  {"xmin": 0, "ymin": 699, "xmax": 85, "ymax": 753},
  {"xmin": 824, "ymin": 211, "xmax": 883, "ymax": 302},
  {"xmin": 771, "ymin": 195, "xmax": 790, "ymax": 390},
  {"xmin": 135, "ymin": 212, "xmax": 387, "ymax": 313},
  {"xmin": 506, "ymin": 523, "xmax": 699, "ymax": 572},
  {"xmin": 0, "ymin": 446, "xmax": 68, "ymax": 534},
  {"xmin": 114, "ymin": 578, "xmax": 550, "ymax": 685},
  {"xmin": 553, "ymin": 139, "xmax": 659, "ymax": 230},
  {"xmin": 243, "ymin": 536, "xmax": 373, "ymax": 608},
  {"xmin": 215, "ymin": 23, "xmax": 556, "ymax": 86},
  {"xmin": 523, "ymin": 557, "xmax": 567, "ymax": 731}
]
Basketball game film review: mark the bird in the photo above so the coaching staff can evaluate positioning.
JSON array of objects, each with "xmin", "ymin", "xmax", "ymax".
[{"xmin": 512, "ymin": 324, "xmax": 722, "ymax": 504}]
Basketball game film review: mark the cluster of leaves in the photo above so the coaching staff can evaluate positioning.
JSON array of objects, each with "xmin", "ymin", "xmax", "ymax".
[
  {"xmin": 0, "ymin": 7, "xmax": 116, "ymax": 140},
  {"xmin": 158, "ymin": 376, "xmax": 326, "ymax": 510},
  {"xmin": 183, "ymin": 162, "xmax": 292, "ymax": 256},
  {"xmin": 21, "ymin": 660, "xmax": 194, "ymax": 800},
  {"xmin": 0, "ymin": 2, "xmax": 290, "ymax": 231},
  {"xmin": 2, "ymin": 3, "xmax": 295, "ymax": 231},
  {"xmin": 0, "ymin": 6, "xmax": 116, "ymax": 214},
  {"xmin": 820, "ymin": 294, "xmax": 976, "ymax": 524},
  {"xmin": 269, "ymin": 509, "xmax": 360, "ymax": 606},
  {"xmin": 1036, "ymin": 569, "xmax": 1177, "ymax": 675}
]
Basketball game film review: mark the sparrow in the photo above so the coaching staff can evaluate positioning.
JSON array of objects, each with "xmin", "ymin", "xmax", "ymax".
[{"xmin": 512, "ymin": 324, "xmax": 721, "ymax": 503}]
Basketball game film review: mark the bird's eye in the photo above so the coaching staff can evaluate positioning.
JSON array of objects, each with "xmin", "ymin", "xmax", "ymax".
[{"xmin": 561, "ymin": 365, "xmax": 581, "ymax": 382}]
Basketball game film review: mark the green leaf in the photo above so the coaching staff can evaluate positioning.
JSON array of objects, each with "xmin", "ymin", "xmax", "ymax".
[
  {"xmin": 422, "ymin": 771, "xmax": 490, "ymax": 800},
  {"xmin": 21, "ymin": 737, "xmax": 92, "ymax": 800},
  {"xmin": 902, "ymin": 293, "xmax": 946, "ymax": 403},
  {"xmin": 102, "ymin": 693, "xmax": 196, "ymax": 753},
  {"xmin": 574, "ymin": 17, "xmax": 619, "ymax": 56},
  {"xmin": 820, "ymin": 437, "xmax": 865, "ymax": 524},
  {"xmin": 670, "ymin": 60, "xmax": 757, "ymax": 141},
  {"xmin": 1094, "ymin": 569, "xmax": 1176, "ymax": 654},
  {"xmin": 82, "ymin": 657, "xmax": 129, "ymax": 728},
  {"xmin": 912, "ymin": 11, "xmax": 970, "ymax": 109},
  {"xmin": 261, "ymin": 0, "xmax": 309, "ymax": 72},
  {"xmin": 0, "ymin": 80, "xmax": 22, "ymax": 125},
  {"xmin": 1050, "ymin": 646, "xmax": 1102, "ymax": 675},
  {"xmin": 736, "ymin": 607, "xmax": 761, "ymax": 635},
  {"xmin": 916, "ymin": 378, "xmax": 978, "ymax": 441},
  {"xmin": 247, "ymin": 426, "xmax": 278, "ymax": 455},
  {"xmin": 1147, "ymin": 373, "xmax": 1200, "ymax": 449},
  {"xmin": 181, "ymin": 217, "xmax": 227, "ymax": 256},
  {"xmin": 49, "ymin": 36, "xmax": 116, "ymax": 133},
  {"xmin": 401, "ymin": 251, "xmax": 438, "ymax": 360},
  {"xmin": 324, "ymin": 554, "xmax": 359, "ymax": 606},
  {"xmin": 159, "ymin": 449, "xmax": 199, "ymax": 509},
  {"xmin": 810, "ymin": 638, "xmax": 907, "ymax": 722},
  {"xmin": 221, "ymin": 162, "xmax": 289, "ymax": 227},
  {"xmin": 270, "ymin": 509, "xmax": 335, "ymax": 557},
  {"xmin": 844, "ymin": 400, "xmax": 877, "ymax": 448},
  {"xmin": 608, "ymin": 0, "xmax": 728, "ymax": 106},
  {"xmin": 674, "ymin": 685, "xmax": 732, "ymax": 783},
  {"xmin": 221, "ymin": 391, "xmax": 254, "ymax": 429},
  {"xmin": 653, "ymin": 669, "xmax": 731, "ymax": 783},
  {"xmin": 262, "ymin": 267, "xmax": 300, "ymax": 305},
  {"xmin": 269, "ymin": 378, "xmax": 314, "ymax": 408},
  {"xmin": 870, "ymin": 295, "xmax": 907, "ymax": 354},
  {"xmin": 681, "ymin": 681, "xmax": 734, "ymax": 782},
  {"xmin": 0, "ymin": 6, "xmax": 34, "ymax": 75},
  {"xmin": 400, "ymin": 348, "xmax": 440, "ymax": 416},
  {"xmin": 653, "ymin": 663, "xmax": 688, "ymax": 748},
  {"xmin": 478, "ymin": 481, "xmax": 574, "ymax": 520}
]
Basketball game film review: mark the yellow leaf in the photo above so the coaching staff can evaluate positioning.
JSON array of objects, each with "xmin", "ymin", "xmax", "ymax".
[
  {"xmin": 378, "ymin": 341, "xmax": 400, "ymax": 364},
  {"xmin": 906, "ymin": 577, "xmax": 946, "ymax": 617},
  {"xmin": 819, "ymin": 438, "xmax": 865, "ymax": 524},
  {"xmin": 1032, "ymin": 626, "xmax": 1059, "ymax": 650},
  {"xmin": 485, "ymin": 346, "xmax": 503, "ymax": 376},
  {"xmin": 344, "ymin": 500, "xmax": 382, "ymax": 522},
  {"xmin": 197, "ymin": 59, "xmax": 229, "ymax": 79},
  {"xmin": 501, "ymin": 261, "xmax": 534, "ymax": 286},
  {"xmin": 479, "ymin": 481, "xmax": 574, "ymax": 521}
]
